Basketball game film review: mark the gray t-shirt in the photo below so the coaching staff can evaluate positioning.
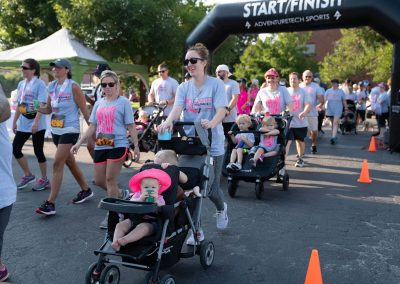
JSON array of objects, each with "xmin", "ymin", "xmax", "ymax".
[
  {"xmin": 254, "ymin": 86, "xmax": 292, "ymax": 115},
  {"xmin": 175, "ymin": 76, "xmax": 228, "ymax": 156},
  {"xmin": 222, "ymin": 79, "xmax": 240, "ymax": 123},
  {"xmin": 287, "ymin": 87, "xmax": 310, "ymax": 128},
  {"xmin": 0, "ymin": 122, "xmax": 17, "ymax": 209},
  {"xmin": 149, "ymin": 77, "xmax": 179, "ymax": 116},
  {"xmin": 90, "ymin": 96, "xmax": 134, "ymax": 150},
  {"xmin": 300, "ymin": 82, "xmax": 323, "ymax": 117},
  {"xmin": 325, "ymin": 88, "xmax": 345, "ymax": 117}
]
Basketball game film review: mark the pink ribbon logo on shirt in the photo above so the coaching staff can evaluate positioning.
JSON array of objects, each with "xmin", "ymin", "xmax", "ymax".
[{"xmin": 96, "ymin": 106, "xmax": 116, "ymax": 133}]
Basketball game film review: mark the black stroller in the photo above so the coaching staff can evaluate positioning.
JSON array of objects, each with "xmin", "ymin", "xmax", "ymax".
[
  {"xmin": 222, "ymin": 114, "xmax": 292, "ymax": 199},
  {"xmin": 340, "ymin": 100, "xmax": 357, "ymax": 135},
  {"xmin": 86, "ymin": 121, "xmax": 215, "ymax": 284},
  {"xmin": 124, "ymin": 103, "xmax": 167, "ymax": 168}
]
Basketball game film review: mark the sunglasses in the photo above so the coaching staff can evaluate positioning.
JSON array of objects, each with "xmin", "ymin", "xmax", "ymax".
[
  {"xmin": 101, "ymin": 82, "xmax": 116, "ymax": 88},
  {"xmin": 20, "ymin": 66, "xmax": 32, "ymax": 70},
  {"xmin": 158, "ymin": 70, "xmax": 167, "ymax": 74},
  {"xmin": 183, "ymin": 57, "xmax": 203, "ymax": 66},
  {"xmin": 305, "ymin": 76, "xmax": 312, "ymax": 78}
]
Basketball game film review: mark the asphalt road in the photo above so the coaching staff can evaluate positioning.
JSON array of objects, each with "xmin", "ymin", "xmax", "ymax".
[{"xmin": 3, "ymin": 128, "xmax": 400, "ymax": 284}]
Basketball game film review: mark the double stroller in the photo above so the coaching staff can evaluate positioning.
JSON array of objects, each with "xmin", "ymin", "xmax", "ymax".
[
  {"xmin": 340, "ymin": 100, "xmax": 357, "ymax": 135},
  {"xmin": 124, "ymin": 103, "xmax": 166, "ymax": 168},
  {"xmin": 86, "ymin": 122, "xmax": 215, "ymax": 284},
  {"xmin": 222, "ymin": 114, "xmax": 292, "ymax": 199}
]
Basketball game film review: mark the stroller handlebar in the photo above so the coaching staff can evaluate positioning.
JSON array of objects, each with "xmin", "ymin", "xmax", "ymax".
[{"xmin": 98, "ymin": 197, "xmax": 158, "ymax": 214}]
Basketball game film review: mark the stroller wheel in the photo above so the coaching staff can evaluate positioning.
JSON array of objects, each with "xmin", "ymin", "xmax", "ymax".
[
  {"xmin": 86, "ymin": 262, "xmax": 105, "ymax": 284},
  {"xmin": 99, "ymin": 265, "xmax": 120, "ymax": 284},
  {"xmin": 282, "ymin": 173, "xmax": 290, "ymax": 191},
  {"xmin": 123, "ymin": 150, "xmax": 133, "ymax": 168},
  {"xmin": 200, "ymin": 241, "xmax": 215, "ymax": 269},
  {"xmin": 227, "ymin": 179, "xmax": 238, "ymax": 198},
  {"xmin": 160, "ymin": 274, "xmax": 176, "ymax": 284},
  {"xmin": 255, "ymin": 182, "xmax": 264, "ymax": 200}
]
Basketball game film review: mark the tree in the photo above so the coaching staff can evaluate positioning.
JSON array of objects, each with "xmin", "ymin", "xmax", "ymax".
[
  {"xmin": 234, "ymin": 32, "xmax": 317, "ymax": 84},
  {"xmin": 319, "ymin": 27, "xmax": 392, "ymax": 84}
]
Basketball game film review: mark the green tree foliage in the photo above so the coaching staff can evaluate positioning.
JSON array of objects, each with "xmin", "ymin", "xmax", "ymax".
[
  {"xmin": 234, "ymin": 32, "xmax": 317, "ymax": 84},
  {"xmin": 0, "ymin": 0, "xmax": 60, "ymax": 48},
  {"xmin": 319, "ymin": 27, "xmax": 392, "ymax": 83}
]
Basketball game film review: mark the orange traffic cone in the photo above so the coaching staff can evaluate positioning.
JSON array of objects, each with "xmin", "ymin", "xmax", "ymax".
[
  {"xmin": 368, "ymin": 136, "xmax": 376, "ymax": 152},
  {"xmin": 357, "ymin": 160, "xmax": 372, "ymax": 183},
  {"xmin": 305, "ymin": 249, "xmax": 323, "ymax": 284}
]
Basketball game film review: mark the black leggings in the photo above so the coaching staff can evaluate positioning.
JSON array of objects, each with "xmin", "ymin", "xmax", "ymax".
[
  {"xmin": 12, "ymin": 130, "xmax": 46, "ymax": 163},
  {"xmin": 0, "ymin": 204, "xmax": 13, "ymax": 257}
]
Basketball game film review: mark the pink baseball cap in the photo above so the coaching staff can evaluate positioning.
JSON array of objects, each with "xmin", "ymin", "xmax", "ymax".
[
  {"xmin": 264, "ymin": 68, "xmax": 279, "ymax": 78},
  {"xmin": 129, "ymin": 168, "xmax": 171, "ymax": 195}
]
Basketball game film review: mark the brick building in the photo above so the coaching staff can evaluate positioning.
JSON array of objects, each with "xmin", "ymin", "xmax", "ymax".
[{"xmin": 304, "ymin": 29, "xmax": 342, "ymax": 62}]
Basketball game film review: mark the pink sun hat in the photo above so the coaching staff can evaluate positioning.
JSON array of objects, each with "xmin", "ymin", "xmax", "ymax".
[{"xmin": 129, "ymin": 169, "xmax": 172, "ymax": 195}]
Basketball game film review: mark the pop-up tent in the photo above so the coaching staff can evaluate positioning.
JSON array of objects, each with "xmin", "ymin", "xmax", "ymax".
[{"xmin": 0, "ymin": 28, "xmax": 149, "ymax": 90}]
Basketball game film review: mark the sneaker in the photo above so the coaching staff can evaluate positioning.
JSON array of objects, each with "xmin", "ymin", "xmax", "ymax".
[
  {"xmin": 234, "ymin": 163, "xmax": 242, "ymax": 170},
  {"xmin": 186, "ymin": 228, "xmax": 205, "ymax": 246},
  {"xmin": 295, "ymin": 158, "xmax": 304, "ymax": 168},
  {"xmin": 249, "ymin": 158, "xmax": 257, "ymax": 168},
  {"xmin": 119, "ymin": 188, "xmax": 131, "ymax": 200},
  {"xmin": 0, "ymin": 264, "xmax": 10, "ymax": 282},
  {"xmin": 311, "ymin": 146, "xmax": 317, "ymax": 154},
  {"xmin": 279, "ymin": 166, "xmax": 286, "ymax": 176},
  {"xmin": 35, "ymin": 200, "xmax": 56, "ymax": 215},
  {"xmin": 72, "ymin": 188, "xmax": 94, "ymax": 204},
  {"xmin": 226, "ymin": 163, "xmax": 234, "ymax": 170},
  {"xmin": 216, "ymin": 202, "xmax": 228, "ymax": 230},
  {"xmin": 17, "ymin": 174, "xmax": 35, "ymax": 189},
  {"xmin": 99, "ymin": 212, "xmax": 109, "ymax": 229},
  {"xmin": 330, "ymin": 137, "xmax": 338, "ymax": 145},
  {"xmin": 32, "ymin": 177, "xmax": 50, "ymax": 191}
]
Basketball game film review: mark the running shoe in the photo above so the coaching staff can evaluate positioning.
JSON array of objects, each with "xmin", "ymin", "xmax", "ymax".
[
  {"xmin": 17, "ymin": 174, "xmax": 35, "ymax": 189},
  {"xmin": 72, "ymin": 188, "xmax": 94, "ymax": 204},
  {"xmin": 226, "ymin": 163, "xmax": 234, "ymax": 170},
  {"xmin": 186, "ymin": 228, "xmax": 205, "ymax": 246},
  {"xmin": 35, "ymin": 200, "xmax": 56, "ymax": 215},
  {"xmin": 249, "ymin": 158, "xmax": 257, "ymax": 168},
  {"xmin": 119, "ymin": 188, "xmax": 131, "ymax": 200},
  {"xmin": 0, "ymin": 264, "xmax": 9, "ymax": 282},
  {"xmin": 216, "ymin": 202, "xmax": 228, "ymax": 230},
  {"xmin": 32, "ymin": 177, "xmax": 50, "ymax": 191},
  {"xmin": 295, "ymin": 158, "xmax": 305, "ymax": 168},
  {"xmin": 311, "ymin": 146, "xmax": 317, "ymax": 154}
]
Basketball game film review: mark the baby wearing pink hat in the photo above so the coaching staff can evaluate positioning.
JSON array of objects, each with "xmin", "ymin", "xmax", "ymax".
[{"xmin": 111, "ymin": 169, "xmax": 171, "ymax": 251}]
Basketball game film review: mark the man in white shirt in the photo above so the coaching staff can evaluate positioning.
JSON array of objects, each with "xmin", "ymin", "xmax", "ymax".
[
  {"xmin": 216, "ymin": 64, "xmax": 240, "ymax": 135},
  {"xmin": 148, "ymin": 62, "xmax": 179, "ymax": 117}
]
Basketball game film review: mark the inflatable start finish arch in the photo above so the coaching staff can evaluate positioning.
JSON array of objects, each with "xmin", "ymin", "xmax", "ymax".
[{"xmin": 186, "ymin": 0, "xmax": 400, "ymax": 152}]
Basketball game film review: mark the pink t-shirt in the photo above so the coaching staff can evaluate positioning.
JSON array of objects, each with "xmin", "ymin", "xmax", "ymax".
[
  {"xmin": 249, "ymin": 88, "xmax": 259, "ymax": 107},
  {"xmin": 237, "ymin": 89, "xmax": 249, "ymax": 114}
]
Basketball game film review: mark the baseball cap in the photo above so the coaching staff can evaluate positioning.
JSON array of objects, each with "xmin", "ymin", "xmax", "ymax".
[
  {"xmin": 251, "ymin": 78, "xmax": 259, "ymax": 85},
  {"xmin": 93, "ymin": 63, "xmax": 111, "ymax": 77},
  {"xmin": 264, "ymin": 68, "xmax": 279, "ymax": 78},
  {"xmin": 49, "ymin": 58, "xmax": 72, "ymax": 70},
  {"xmin": 237, "ymin": 78, "xmax": 246, "ymax": 84},
  {"xmin": 216, "ymin": 64, "xmax": 232, "ymax": 77}
]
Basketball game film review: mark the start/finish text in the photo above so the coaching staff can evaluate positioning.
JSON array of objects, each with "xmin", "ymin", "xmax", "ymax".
[{"xmin": 243, "ymin": 0, "xmax": 343, "ymax": 18}]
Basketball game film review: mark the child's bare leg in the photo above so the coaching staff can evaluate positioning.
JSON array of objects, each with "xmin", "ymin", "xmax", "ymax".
[
  {"xmin": 230, "ymin": 149, "xmax": 237, "ymax": 163},
  {"xmin": 112, "ymin": 219, "xmax": 132, "ymax": 251},
  {"xmin": 236, "ymin": 148, "xmax": 244, "ymax": 164},
  {"xmin": 263, "ymin": 151, "xmax": 278, "ymax": 158},
  {"xmin": 253, "ymin": 148, "xmax": 264, "ymax": 161},
  {"xmin": 118, "ymin": 222, "xmax": 154, "ymax": 246}
]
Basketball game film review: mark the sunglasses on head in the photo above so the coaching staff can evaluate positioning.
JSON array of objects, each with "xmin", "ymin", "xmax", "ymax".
[
  {"xmin": 20, "ymin": 66, "xmax": 32, "ymax": 70},
  {"xmin": 101, "ymin": 82, "xmax": 116, "ymax": 88},
  {"xmin": 183, "ymin": 57, "xmax": 203, "ymax": 66}
]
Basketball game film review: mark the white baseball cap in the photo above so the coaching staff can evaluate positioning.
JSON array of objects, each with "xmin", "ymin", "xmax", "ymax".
[{"xmin": 216, "ymin": 64, "xmax": 232, "ymax": 77}]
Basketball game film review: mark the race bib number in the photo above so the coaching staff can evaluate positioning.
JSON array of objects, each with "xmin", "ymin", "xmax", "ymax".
[
  {"xmin": 96, "ymin": 133, "xmax": 115, "ymax": 147},
  {"xmin": 51, "ymin": 114, "xmax": 66, "ymax": 128},
  {"xmin": 18, "ymin": 103, "xmax": 27, "ymax": 114}
]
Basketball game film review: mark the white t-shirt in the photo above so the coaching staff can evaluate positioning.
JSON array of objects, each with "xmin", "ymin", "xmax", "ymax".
[
  {"xmin": 300, "ymin": 82, "xmax": 323, "ymax": 117},
  {"xmin": 222, "ymin": 79, "xmax": 240, "ymax": 123},
  {"xmin": 149, "ymin": 77, "xmax": 179, "ymax": 116},
  {"xmin": 0, "ymin": 122, "xmax": 17, "ymax": 209}
]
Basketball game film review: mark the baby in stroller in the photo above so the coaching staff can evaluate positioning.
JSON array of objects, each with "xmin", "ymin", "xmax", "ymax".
[
  {"xmin": 111, "ymin": 168, "xmax": 171, "ymax": 252},
  {"xmin": 135, "ymin": 109, "xmax": 149, "ymax": 135},
  {"xmin": 340, "ymin": 103, "xmax": 357, "ymax": 134},
  {"xmin": 249, "ymin": 116, "xmax": 280, "ymax": 167},
  {"xmin": 226, "ymin": 114, "xmax": 255, "ymax": 171}
]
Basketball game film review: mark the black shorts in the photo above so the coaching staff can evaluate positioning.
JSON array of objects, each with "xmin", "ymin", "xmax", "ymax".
[
  {"xmin": 287, "ymin": 127, "xmax": 308, "ymax": 142},
  {"xmin": 52, "ymin": 133, "xmax": 80, "ymax": 146},
  {"xmin": 356, "ymin": 110, "xmax": 366, "ymax": 122},
  {"xmin": 94, "ymin": 147, "xmax": 128, "ymax": 164},
  {"xmin": 378, "ymin": 112, "xmax": 389, "ymax": 127}
]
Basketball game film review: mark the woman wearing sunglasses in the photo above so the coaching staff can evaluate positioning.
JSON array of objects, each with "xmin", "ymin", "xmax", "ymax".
[
  {"xmin": 12, "ymin": 58, "xmax": 49, "ymax": 191},
  {"xmin": 71, "ymin": 71, "xmax": 140, "ymax": 203},
  {"xmin": 158, "ymin": 43, "xmax": 229, "ymax": 243},
  {"xmin": 35, "ymin": 58, "xmax": 92, "ymax": 216}
]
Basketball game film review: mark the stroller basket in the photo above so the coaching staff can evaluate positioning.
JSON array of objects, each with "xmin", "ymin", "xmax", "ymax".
[{"xmin": 98, "ymin": 198, "xmax": 157, "ymax": 214}]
